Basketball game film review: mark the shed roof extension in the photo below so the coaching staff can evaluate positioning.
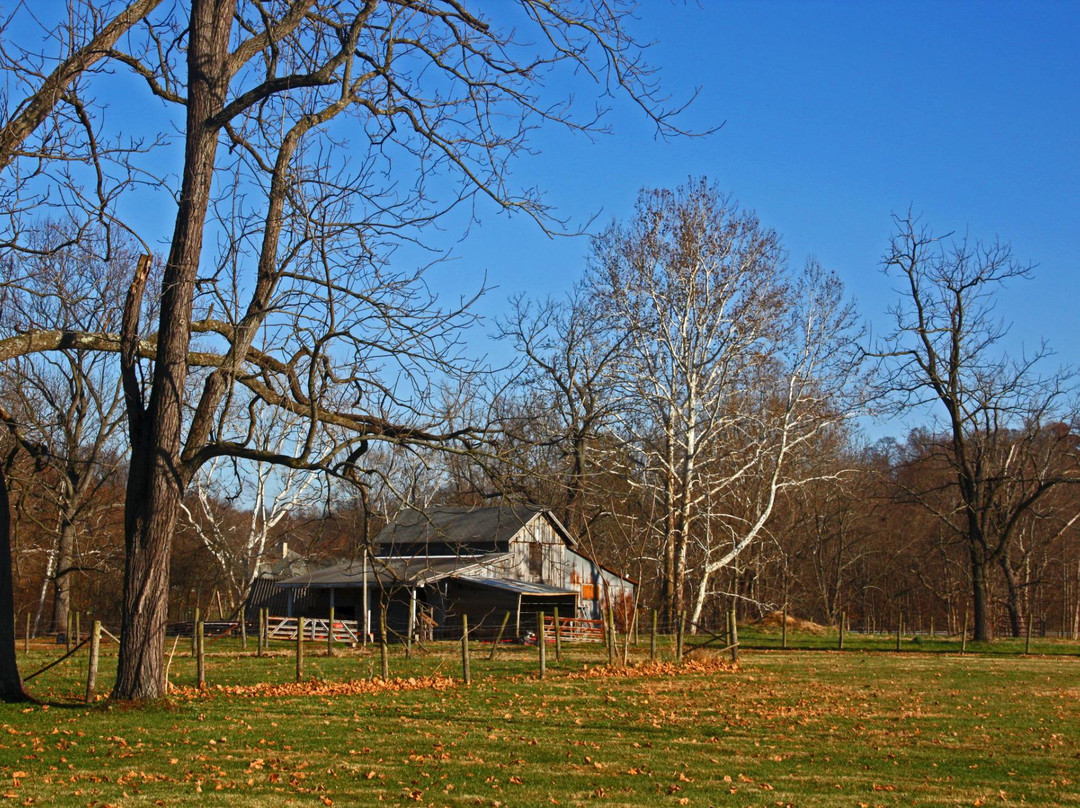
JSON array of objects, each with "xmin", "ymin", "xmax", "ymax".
[
  {"xmin": 274, "ymin": 554, "xmax": 511, "ymax": 589},
  {"xmin": 452, "ymin": 575, "xmax": 576, "ymax": 597}
]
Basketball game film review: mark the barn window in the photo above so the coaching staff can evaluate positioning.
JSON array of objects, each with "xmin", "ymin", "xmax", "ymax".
[{"xmin": 582, "ymin": 583, "xmax": 596, "ymax": 600}]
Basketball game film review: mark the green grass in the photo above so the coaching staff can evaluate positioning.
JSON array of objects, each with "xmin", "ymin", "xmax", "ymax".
[
  {"xmin": 736, "ymin": 624, "xmax": 1080, "ymax": 656},
  {"xmin": 2, "ymin": 634, "xmax": 1079, "ymax": 806}
]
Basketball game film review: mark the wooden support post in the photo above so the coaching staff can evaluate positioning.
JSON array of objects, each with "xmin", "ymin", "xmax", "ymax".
[
  {"xmin": 929, "ymin": 616, "xmax": 935, "ymax": 638},
  {"xmin": 961, "ymin": 609, "xmax": 969, "ymax": 654},
  {"xmin": 838, "ymin": 612, "xmax": 845, "ymax": 651},
  {"xmin": 407, "ymin": 589, "xmax": 416, "ymax": 660},
  {"xmin": 24, "ymin": 612, "xmax": 30, "ymax": 655},
  {"xmin": 296, "ymin": 616, "xmax": 305, "ymax": 682},
  {"xmin": 240, "ymin": 610, "xmax": 247, "ymax": 651},
  {"xmin": 66, "ymin": 610, "xmax": 73, "ymax": 654},
  {"xmin": 650, "ymin": 610, "xmax": 658, "ymax": 661},
  {"xmin": 327, "ymin": 607, "xmax": 335, "ymax": 657},
  {"xmin": 75, "ymin": 611, "xmax": 81, "ymax": 646},
  {"xmin": 1025, "ymin": 616, "xmax": 1033, "ymax": 655},
  {"xmin": 552, "ymin": 607, "xmax": 562, "ymax": 662},
  {"xmin": 676, "ymin": 611, "xmax": 685, "ymax": 664},
  {"xmin": 896, "ymin": 611, "xmax": 903, "ymax": 652},
  {"xmin": 380, "ymin": 607, "xmax": 389, "ymax": 681},
  {"xmin": 191, "ymin": 607, "xmax": 199, "ymax": 657},
  {"xmin": 461, "ymin": 614, "xmax": 471, "ymax": 685},
  {"xmin": 537, "ymin": 611, "xmax": 546, "ymax": 680},
  {"xmin": 196, "ymin": 620, "xmax": 206, "ymax": 689},
  {"xmin": 490, "ymin": 611, "xmax": 511, "ymax": 661},
  {"xmin": 781, "ymin": 606, "xmax": 788, "ymax": 650},
  {"xmin": 85, "ymin": 620, "xmax": 101, "ymax": 702}
]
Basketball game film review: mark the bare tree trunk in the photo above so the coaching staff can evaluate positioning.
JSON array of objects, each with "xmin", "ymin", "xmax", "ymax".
[
  {"xmin": 1071, "ymin": 559, "xmax": 1080, "ymax": 641},
  {"xmin": 662, "ymin": 434, "xmax": 678, "ymax": 622},
  {"xmin": 970, "ymin": 544, "xmax": 992, "ymax": 642},
  {"xmin": 0, "ymin": 463, "xmax": 28, "ymax": 701},
  {"xmin": 998, "ymin": 555, "xmax": 1023, "ymax": 638},
  {"xmin": 113, "ymin": 0, "xmax": 233, "ymax": 701},
  {"xmin": 51, "ymin": 519, "xmax": 77, "ymax": 634},
  {"xmin": 690, "ymin": 566, "xmax": 711, "ymax": 628}
]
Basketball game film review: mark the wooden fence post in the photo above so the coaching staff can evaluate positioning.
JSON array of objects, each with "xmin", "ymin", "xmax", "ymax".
[
  {"xmin": 781, "ymin": 606, "xmax": 788, "ymax": 650},
  {"xmin": 537, "ymin": 611, "xmax": 546, "ymax": 679},
  {"xmin": 838, "ymin": 612, "xmax": 845, "ymax": 651},
  {"xmin": 66, "ymin": 611, "xmax": 73, "ymax": 654},
  {"xmin": 1025, "ymin": 616, "xmax": 1032, "ymax": 655},
  {"xmin": 296, "ymin": 616, "xmax": 305, "ymax": 682},
  {"xmin": 380, "ymin": 607, "xmax": 389, "ymax": 681},
  {"xmin": 191, "ymin": 607, "xmax": 199, "ymax": 657},
  {"xmin": 961, "ymin": 610, "xmax": 969, "ymax": 654},
  {"xmin": 552, "ymin": 607, "xmax": 562, "ymax": 662},
  {"xmin": 240, "ymin": 610, "xmax": 247, "ymax": 651},
  {"xmin": 896, "ymin": 611, "xmax": 903, "ymax": 652},
  {"xmin": 729, "ymin": 605, "xmax": 738, "ymax": 663},
  {"xmin": 675, "ymin": 611, "xmax": 685, "ymax": 664},
  {"xmin": 74, "ymin": 612, "xmax": 81, "ymax": 647},
  {"xmin": 327, "ymin": 607, "xmax": 335, "ymax": 657},
  {"xmin": 490, "ymin": 611, "xmax": 511, "ymax": 661},
  {"xmin": 24, "ymin": 612, "xmax": 30, "ymax": 655},
  {"xmin": 607, "ymin": 607, "xmax": 616, "ymax": 666},
  {"xmin": 85, "ymin": 620, "xmax": 101, "ymax": 702},
  {"xmin": 649, "ymin": 610, "xmax": 657, "ymax": 661},
  {"xmin": 197, "ymin": 620, "xmax": 206, "ymax": 689},
  {"xmin": 257, "ymin": 608, "xmax": 265, "ymax": 657},
  {"xmin": 461, "ymin": 614, "xmax": 471, "ymax": 685}
]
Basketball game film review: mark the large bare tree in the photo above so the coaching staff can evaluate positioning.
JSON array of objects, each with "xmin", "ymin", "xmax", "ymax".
[
  {"xmin": 877, "ymin": 214, "xmax": 1080, "ymax": 641},
  {"xmin": 0, "ymin": 1, "xmax": 686, "ymax": 700},
  {"xmin": 493, "ymin": 287, "xmax": 627, "ymax": 535},
  {"xmin": 588, "ymin": 180, "xmax": 865, "ymax": 623}
]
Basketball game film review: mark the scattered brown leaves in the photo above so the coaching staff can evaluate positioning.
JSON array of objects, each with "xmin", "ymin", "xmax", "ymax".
[
  {"xmin": 169, "ymin": 675, "xmax": 458, "ymax": 701},
  {"xmin": 564, "ymin": 658, "xmax": 735, "ymax": 681}
]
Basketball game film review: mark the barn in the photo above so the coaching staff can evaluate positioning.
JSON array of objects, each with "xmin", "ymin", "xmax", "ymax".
[{"xmin": 259, "ymin": 505, "xmax": 636, "ymax": 641}]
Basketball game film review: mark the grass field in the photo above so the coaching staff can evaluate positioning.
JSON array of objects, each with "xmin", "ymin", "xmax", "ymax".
[{"xmin": 1, "ymin": 631, "xmax": 1078, "ymax": 806}]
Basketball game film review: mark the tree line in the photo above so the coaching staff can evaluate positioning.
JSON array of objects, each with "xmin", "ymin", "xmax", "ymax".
[{"xmin": 0, "ymin": 2, "xmax": 1076, "ymax": 703}]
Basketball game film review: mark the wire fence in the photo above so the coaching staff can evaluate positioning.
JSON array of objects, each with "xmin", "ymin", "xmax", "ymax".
[{"xmin": 15, "ymin": 602, "xmax": 1078, "ymax": 704}]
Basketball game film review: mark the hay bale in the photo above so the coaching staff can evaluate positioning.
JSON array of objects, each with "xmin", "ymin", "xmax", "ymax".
[{"xmin": 755, "ymin": 610, "xmax": 828, "ymax": 635}]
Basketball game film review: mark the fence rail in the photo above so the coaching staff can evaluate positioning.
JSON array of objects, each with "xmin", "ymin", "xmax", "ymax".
[
  {"xmin": 265, "ymin": 616, "xmax": 361, "ymax": 643},
  {"xmin": 542, "ymin": 615, "xmax": 603, "ymax": 642}
]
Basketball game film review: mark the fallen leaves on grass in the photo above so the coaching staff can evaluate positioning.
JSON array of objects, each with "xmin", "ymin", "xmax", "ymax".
[
  {"xmin": 169, "ymin": 675, "xmax": 458, "ymax": 701},
  {"xmin": 565, "ymin": 658, "xmax": 735, "ymax": 681}
]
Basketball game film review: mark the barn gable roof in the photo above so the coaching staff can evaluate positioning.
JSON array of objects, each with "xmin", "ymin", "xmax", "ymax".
[{"xmin": 372, "ymin": 505, "xmax": 573, "ymax": 556}]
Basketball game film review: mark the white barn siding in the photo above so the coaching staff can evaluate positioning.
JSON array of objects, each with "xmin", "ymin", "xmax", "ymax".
[{"xmin": 501, "ymin": 513, "xmax": 635, "ymax": 622}]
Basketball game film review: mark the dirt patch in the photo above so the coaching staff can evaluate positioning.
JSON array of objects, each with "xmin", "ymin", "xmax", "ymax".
[{"xmin": 755, "ymin": 610, "xmax": 828, "ymax": 634}]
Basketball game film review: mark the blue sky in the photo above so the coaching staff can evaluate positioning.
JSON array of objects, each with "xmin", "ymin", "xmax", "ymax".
[
  {"xmin": 424, "ymin": 1, "xmax": 1079, "ymax": 436},
  {"xmin": 13, "ymin": 2, "xmax": 1074, "ymax": 440}
]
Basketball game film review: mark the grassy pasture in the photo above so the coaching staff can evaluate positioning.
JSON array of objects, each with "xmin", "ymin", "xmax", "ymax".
[{"xmin": 2, "ymin": 632, "xmax": 1079, "ymax": 807}]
